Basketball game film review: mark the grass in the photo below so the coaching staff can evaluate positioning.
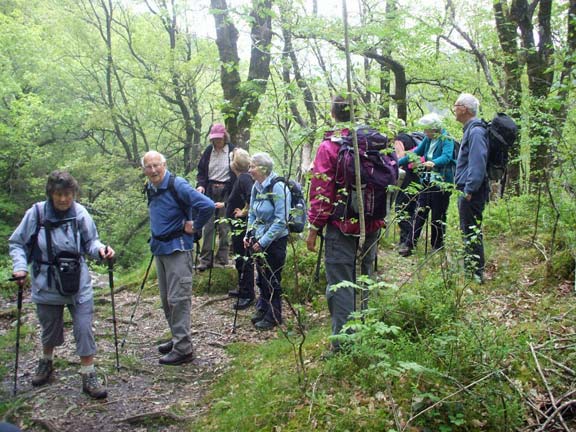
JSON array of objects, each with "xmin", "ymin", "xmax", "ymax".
[
  {"xmin": 190, "ymin": 196, "xmax": 576, "ymax": 431},
  {"xmin": 1, "ymin": 193, "xmax": 574, "ymax": 430}
]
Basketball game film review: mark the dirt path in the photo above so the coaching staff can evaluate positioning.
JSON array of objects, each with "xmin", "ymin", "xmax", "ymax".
[{"xmin": 1, "ymin": 274, "xmax": 277, "ymax": 432}]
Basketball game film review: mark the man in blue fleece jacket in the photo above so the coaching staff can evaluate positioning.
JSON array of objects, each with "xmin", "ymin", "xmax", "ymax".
[
  {"xmin": 142, "ymin": 151, "xmax": 215, "ymax": 365},
  {"xmin": 453, "ymin": 93, "xmax": 489, "ymax": 283}
]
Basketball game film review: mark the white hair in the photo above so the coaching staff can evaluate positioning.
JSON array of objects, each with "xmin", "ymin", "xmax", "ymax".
[
  {"xmin": 456, "ymin": 93, "xmax": 480, "ymax": 115},
  {"xmin": 418, "ymin": 113, "xmax": 443, "ymax": 130},
  {"xmin": 251, "ymin": 152, "xmax": 274, "ymax": 175},
  {"xmin": 141, "ymin": 151, "xmax": 166, "ymax": 167}
]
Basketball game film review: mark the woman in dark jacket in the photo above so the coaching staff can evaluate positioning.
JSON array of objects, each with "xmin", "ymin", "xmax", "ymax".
[
  {"xmin": 394, "ymin": 132, "xmax": 422, "ymax": 252},
  {"xmin": 397, "ymin": 114, "xmax": 455, "ymax": 256},
  {"xmin": 223, "ymin": 148, "xmax": 255, "ymax": 309}
]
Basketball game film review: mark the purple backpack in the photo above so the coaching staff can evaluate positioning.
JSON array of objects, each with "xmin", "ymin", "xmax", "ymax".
[{"xmin": 331, "ymin": 126, "xmax": 398, "ymax": 221}]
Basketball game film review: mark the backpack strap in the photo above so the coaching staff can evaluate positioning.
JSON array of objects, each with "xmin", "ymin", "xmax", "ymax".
[
  {"xmin": 167, "ymin": 175, "xmax": 189, "ymax": 217},
  {"xmin": 146, "ymin": 174, "xmax": 188, "ymax": 217},
  {"xmin": 43, "ymin": 213, "xmax": 79, "ymax": 290},
  {"xmin": 27, "ymin": 203, "xmax": 44, "ymax": 266},
  {"xmin": 265, "ymin": 176, "xmax": 285, "ymax": 208}
]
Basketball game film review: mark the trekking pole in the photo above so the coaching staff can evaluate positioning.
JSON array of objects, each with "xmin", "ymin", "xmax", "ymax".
[
  {"xmin": 424, "ymin": 212, "xmax": 429, "ymax": 257},
  {"xmin": 120, "ymin": 254, "xmax": 154, "ymax": 349},
  {"xmin": 314, "ymin": 229, "xmax": 324, "ymax": 283},
  {"xmin": 8, "ymin": 276, "xmax": 25, "ymax": 396},
  {"xmin": 106, "ymin": 249, "xmax": 120, "ymax": 371},
  {"xmin": 207, "ymin": 218, "xmax": 218, "ymax": 293},
  {"xmin": 232, "ymin": 247, "xmax": 251, "ymax": 334}
]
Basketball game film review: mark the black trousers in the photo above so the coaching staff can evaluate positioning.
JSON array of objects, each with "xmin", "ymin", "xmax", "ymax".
[
  {"xmin": 255, "ymin": 236, "xmax": 288, "ymax": 325},
  {"xmin": 231, "ymin": 227, "xmax": 254, "ymax": 300},
  {"xmin": 395, "ymin": 190, "xmax": 418, "ymax": 246},
  {"xmin": 407, "ymin": 186, "xmax": 451, "ymax": 250},
  {"xmin": 458, "ymin": 190, "xmax": 487, "ymax": 278}
]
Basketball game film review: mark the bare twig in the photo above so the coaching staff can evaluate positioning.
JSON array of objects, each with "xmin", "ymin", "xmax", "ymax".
[
  {"xmin": 529, "ymin": 343, "xmax": 570, "ymax": 431},
  {"xmin": 536, "ymin": 351, "xmax": 576, "ymax": 377},
  {"xmin": 307, "ymin": 372, "xmax": 324, "ymax": 423},
  {"xmin": 536, "ymin": 400, "xmax": 576, "ymax": 432},
  {"xmin": 401, "ymin": 370, "xmax": 499, "ymax": 431},
  {"xmin": 499, "ymin": 370, "xmax": 548, "ymax": 419}
]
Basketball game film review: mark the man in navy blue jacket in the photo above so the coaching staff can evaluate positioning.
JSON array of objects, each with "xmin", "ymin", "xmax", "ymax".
[
  {"xmin": 142, "ymin": 151, "xmax": 215, "ymax": 365},
  {"xmin": 453, "ymin": 94, "xmax": 489, "ymax": 283}
]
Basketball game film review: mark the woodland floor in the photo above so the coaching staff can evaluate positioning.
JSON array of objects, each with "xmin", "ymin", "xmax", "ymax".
[
  {"xmin": 0, "ymin": 269, "xmax": 284, "ymax": 432},
  {"xmin": 1, "ymin": 243, "xmax": 574, "ymax": 431}
]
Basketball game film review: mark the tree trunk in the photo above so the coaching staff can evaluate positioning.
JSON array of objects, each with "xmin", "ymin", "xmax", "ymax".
[{"xmin": 210, "ymin": 0, "xmax": 273, "ymax": 148}]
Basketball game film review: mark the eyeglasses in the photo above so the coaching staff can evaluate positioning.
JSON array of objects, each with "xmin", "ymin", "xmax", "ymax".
[
  {"xmin": 453, "ymin": 104, "xmax": 465, "ymax": 108},
  {"xmin": 143, "ymin": 163, "xmax": 164, "ymax": 171}
]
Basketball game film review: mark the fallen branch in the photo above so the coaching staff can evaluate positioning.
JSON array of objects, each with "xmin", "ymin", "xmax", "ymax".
[
  {"xmin": 118, "ymin": 410, "xmax": 190, "ymax": 424},
  {"xmin": 499, "ymin": 370, "xmax": 548, "ymax": 419},
  {"xmin": 31, "ymin": 418, "xmax": 59, "ymax": 432},
  {"xmin": 541, "ymin": 352, "xmax": 576, "ymax": 376},
  {"xmin": 530, "ymin": 343, "xmax": 570, "ymax": 431},
  {"xmin": 536, "ymin": 400, "xmax": 576, "ymax": 432},
  {"xmin": 192, "ymin": 296, "xmax": 230, "ymax": 311}
]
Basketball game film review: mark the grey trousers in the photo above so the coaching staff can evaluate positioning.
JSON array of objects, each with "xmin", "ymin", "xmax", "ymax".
[
  {"xmin": 156, "ymin": 251, "xmax": 194, "ymax": 355},
  {"xmin": 36, "ymin": 300, "xmax": 96, "ymax": 357},
  {"xmin": 200, "ymin": 186, "xmax": 230, "ymax": 266},
  {"xmin": 324, "ymin": 225, "xmax": 379, "ymax": 348}
]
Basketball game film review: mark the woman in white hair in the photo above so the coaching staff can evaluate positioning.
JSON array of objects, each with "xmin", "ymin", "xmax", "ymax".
[{"xmin": 396, "ymin": 113, "xmax": 455, "ymax": 256}]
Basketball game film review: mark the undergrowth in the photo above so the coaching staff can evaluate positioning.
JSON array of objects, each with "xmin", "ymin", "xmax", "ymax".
[{"xmin": 192, "ymin": 195, "xmax": 576, "ymax": 431}]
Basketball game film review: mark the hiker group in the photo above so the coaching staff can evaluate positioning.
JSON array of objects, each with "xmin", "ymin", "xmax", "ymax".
[{"xmin": 8, "ymin": 92, "xmax": 517, "ymax": 399}]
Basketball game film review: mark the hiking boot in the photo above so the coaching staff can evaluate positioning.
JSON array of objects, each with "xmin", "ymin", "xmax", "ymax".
[
  {"xmin": 157, "ymin": 340, "xmax": 173, "ymax": 355},
  {"xmin": 31, "ymin": 359, "xmax": 54, "ymax": 387},
  {"xmin": 398, "ymin": 244, "xmax": 412, "ymax": 257},
  {"xmin": 228, "ymin": 289, "xmax": 240, "ymax": 298},
  {"xmin": 159, "ymin": 351, "xmax": 194, "ymax": 366},
  {"xmin": 250, "ymin": 309, "xmax": 266, "ymax": 324},
  {"xmin": 196, "ymin": 263, "xmax": 211, "ymax": 272},
  {"xmin": 254, "ymin": 319, "xmax": 277, "ymax": 330},
  {"xmin": 233, "ymin": 298, "xmax": 254, "ymax": 310},
  {"xmin": 82, "ymin": 372, "xmax": 107, "ymax": 399}
]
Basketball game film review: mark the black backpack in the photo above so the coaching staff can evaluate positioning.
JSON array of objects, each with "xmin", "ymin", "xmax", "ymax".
[
  {"xmin": 484, "ymin": 113, "xmax": 518, "ymax": 181},
  {"xmin": 265, "ymin": 177, "xmax": 307, "ymax": 233}
]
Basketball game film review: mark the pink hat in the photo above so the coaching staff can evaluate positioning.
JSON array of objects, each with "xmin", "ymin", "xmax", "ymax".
[{"xmin": 209, "ymin": 123, "xmax": 227, "ymax": 140}]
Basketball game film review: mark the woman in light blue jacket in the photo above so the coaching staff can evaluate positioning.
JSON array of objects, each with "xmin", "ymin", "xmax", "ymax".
[
  {"xmin": 244, "ymin": 152, "xmax": 290, "ymax": 330},
  {"xmin": 9, "ymin": 171, "xmax": 115, "ymax": 399}
]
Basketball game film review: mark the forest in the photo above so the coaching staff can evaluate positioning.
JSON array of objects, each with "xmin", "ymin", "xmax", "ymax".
[{"xmin": 1, "ymin": 0, "xmax": 576, "ymax": 430}]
